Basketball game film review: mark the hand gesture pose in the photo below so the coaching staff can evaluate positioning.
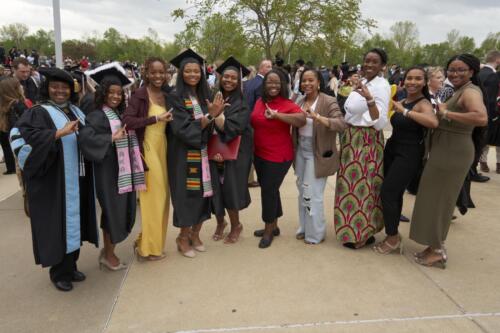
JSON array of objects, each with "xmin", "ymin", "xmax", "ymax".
[
  {"xmin": 206, "ymin": 92, "xmax": 227, "ymax": 118},
  {"xmin": 55, "ymin": 120, "xmax": 79, "ymax": 139},
  {"xmin": 304, "ymin": 108, "xmax": 320, "ymax": 120},
  {"xmin": 392, "ymin": 101, "xmax": 405, "ymax": 114},
  {"xmin": 112, "ymin": 124, "xmax": 127, "ymax": 142},
  {"xmin": 354, "ymin": 82, "xmax": 373, "ymax": 101},
  {"xmin": 157, "ymin": 110, "xmax": 173, "ymax": 122},
  {"xmin": 264, "ymin": 103, "xmax": 278, "ymax": 120}
]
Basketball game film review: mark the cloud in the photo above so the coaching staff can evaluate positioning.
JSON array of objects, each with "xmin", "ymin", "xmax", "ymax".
[
  {"xmin": 360, "ymin": 0, "xmax": 500, "ymax": 44},
  {"xmin": 1, "ymin": 0, "xmax": 499, "ymax": 45}
]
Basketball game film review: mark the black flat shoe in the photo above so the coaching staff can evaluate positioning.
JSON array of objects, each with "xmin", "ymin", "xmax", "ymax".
[
  {"xmin": 342, "ymin": 236, "xmax": 376, "ymax": 250},
  {"xmin": 2, "ymin": 170, "xmax": 15, "ymax": 175},
  {"xmin": 254, "ymin": 228, "xmax": 280, "ymax": 237},
  {"xmin": 399, "ymin": 214, "xmax": 410, "ymax": 222},
  {"xmin": 471, "ymin": 173, "xmax": 490, "ymax": 182},
  {"xmin": 52, "ymin": 280, "xmax": 73, "ymax": 292},
  {"xmin": 72, "ymin": 271, "xmax": 86, "ymax": 282},
  {"xmin": 258, "ymin": 235, "xmax": 274, "ymax": 249}
]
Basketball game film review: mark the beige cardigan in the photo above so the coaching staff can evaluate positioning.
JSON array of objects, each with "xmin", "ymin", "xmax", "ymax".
[{"xmin": 293, "ymin": 93, "xmax": 347, "ymax": 178}]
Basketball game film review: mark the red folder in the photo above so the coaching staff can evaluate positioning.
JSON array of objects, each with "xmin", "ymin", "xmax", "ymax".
[{"xmin": 208, "ymin": 134, "xmax": 241, "ymax": 160}]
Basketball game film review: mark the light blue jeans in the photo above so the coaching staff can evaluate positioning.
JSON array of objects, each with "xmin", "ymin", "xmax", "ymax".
[{"xmin": 295, "ymin": 136, "xmax": 327, "ymax": 244}]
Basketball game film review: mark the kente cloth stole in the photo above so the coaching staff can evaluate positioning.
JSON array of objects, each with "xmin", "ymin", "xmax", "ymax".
[
  {"xmin": 102, "ymin": 106, "xmax": 146, "ymax": 194},
  {"xmin": 185, "ymin": 98, "xmax": 213, "ymax": 197}
]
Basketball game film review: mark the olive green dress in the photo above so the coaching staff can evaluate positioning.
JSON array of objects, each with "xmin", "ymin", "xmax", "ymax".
[{"xmin": 410, "ymin": 82, "xmax": 480, "ymax": 247}]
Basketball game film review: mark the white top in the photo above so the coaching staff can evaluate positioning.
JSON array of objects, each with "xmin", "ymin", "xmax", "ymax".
[
  {"xmin": 298, "ymin": 96, "xmax": 318, "ymax": 137},
  {"xmin": 344, "ymin": 76, "xmax": 391, "ymax": 131}
]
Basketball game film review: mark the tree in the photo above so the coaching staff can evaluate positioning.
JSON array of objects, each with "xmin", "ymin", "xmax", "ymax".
[
  {"xmin": 197, "ymin": 13, "xmax": 246, "ymax": 62},
  {"xmin": 24, "ymin": 29, "xmax": 55, "ymax": 55},
  {"xmin": 389, "ymin": 21, "xmax": 419, "ymax": 51},
  {"xmin": 173, "ymin": 0, "xmax": 374, "ymax": 61},
  {"xmin": 0, "ymin": 23, "xmax": 29, "ymax": 48}
]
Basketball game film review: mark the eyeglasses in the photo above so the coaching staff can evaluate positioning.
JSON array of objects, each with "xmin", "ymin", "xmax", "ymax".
[{"xmin": 446, "ymin": 68, "xmax": 470, "ymax": 74}]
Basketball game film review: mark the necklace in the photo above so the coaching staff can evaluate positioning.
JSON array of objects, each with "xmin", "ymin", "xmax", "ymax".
[{"xmin": 147, "ymin": 87, "xmax": 164, "ymax": 106}]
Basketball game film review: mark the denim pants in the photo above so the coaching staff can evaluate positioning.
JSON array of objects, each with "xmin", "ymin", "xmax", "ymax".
[{"xmin": 295, "ymin": 136, "xmax": 327, "ymax": 243}]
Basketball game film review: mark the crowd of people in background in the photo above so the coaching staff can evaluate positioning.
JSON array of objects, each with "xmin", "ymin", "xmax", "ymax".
[{"xmin": 0, "ymin": 44, "xmax": 499, "ymax": 292}]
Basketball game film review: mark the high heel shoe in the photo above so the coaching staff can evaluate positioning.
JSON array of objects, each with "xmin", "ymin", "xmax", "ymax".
[
  {"xmin": 189, "ymin": 233, "xmax": 206, "ymax": 252},
  {"xmin": 373, "ymin": 235, "xmax": 403, "ymax": 255},
  {"xmin": 415, "ymin": 248, "xmax": 447, "ymax": 269},
  {"xmin": 176, "ymin": 236, "xmax": 196, "ymax": 258},
  {"xmin": 99, "ymin": 253, "xmax": 127, "ymax": 271}
]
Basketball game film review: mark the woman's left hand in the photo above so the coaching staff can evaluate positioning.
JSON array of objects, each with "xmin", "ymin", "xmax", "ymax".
[
  {"xmin": 392, "ymin": 101, "xmax": 405, "ymax": 114},
  {"xmin": 304, "ymin": 109, "xmax": 319, "ymax": 120}
]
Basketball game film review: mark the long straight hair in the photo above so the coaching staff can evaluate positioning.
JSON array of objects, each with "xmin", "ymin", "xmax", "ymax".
[
  {"xmin": 402, "ymin": 66, "xmax": 431, "ymax": 102},
  {"xmin": 0, "ymin": 77, "xmax": 25, "ymax": 131},
  {"xmin": 218, "ymin": 67, "xmax": 244, "ymax": 100},
  {"xmin": 175, "ymin": 60, "xmax": 210, "ymax": 105}
]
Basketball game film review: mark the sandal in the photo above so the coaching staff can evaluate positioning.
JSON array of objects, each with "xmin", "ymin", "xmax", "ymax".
[
  {"xmin": 415, "ymin": 248, "xmax": 447, "ymax": 269},
  {"xmin": 176, "ymin": 236, "xmax": 196, "ymax": 258},
  {"xmin": 147, "ymin": 253, "xmax": 167, "ymax": 261},
  {"xmin": 373, "ymin": 235, "xmax": 403, "ymax": 255},
  {"xmin": 212, "ymin": 221, "xmax": 228, "ymax": 241},
  {"xmin": 224, "ymin": 223, "xmax": 243, "ymax": 244}
]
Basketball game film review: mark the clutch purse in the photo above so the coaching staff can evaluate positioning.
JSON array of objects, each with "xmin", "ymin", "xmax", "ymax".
[{"xmin": 207, "ymin": 134, "xmax": 241, "ymax": 160}]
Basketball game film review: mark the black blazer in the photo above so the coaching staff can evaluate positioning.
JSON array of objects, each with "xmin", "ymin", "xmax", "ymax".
[
  {"xmin": 243, "ymin": 75, "xmax": 263, "ymax": 112},
  {"xmin": 478, "ymin": 66, "xmax": 499, "ymax": 119}
]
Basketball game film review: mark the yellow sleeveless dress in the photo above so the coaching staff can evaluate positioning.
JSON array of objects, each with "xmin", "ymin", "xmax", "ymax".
[{"xmin": 136, "ymin": 101, "xmax": 169, "ymax": 257}]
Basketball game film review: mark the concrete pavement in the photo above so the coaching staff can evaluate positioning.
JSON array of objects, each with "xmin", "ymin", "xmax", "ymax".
[{"xmin": 1, "ymin": 150, "xmax": 500, "ymax": 333}]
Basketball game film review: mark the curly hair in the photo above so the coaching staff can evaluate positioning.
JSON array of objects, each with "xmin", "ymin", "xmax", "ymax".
[
  {"xmin": 364, "ymin": 48, "xmax": 388, "ymax": 65},
  {"xmin": 143, "ymin": 57, "xmax": 167, "ymax": 85},
  {"xmin": 94, "ymin": 76, "xmax": 126, "ymax": 113}
]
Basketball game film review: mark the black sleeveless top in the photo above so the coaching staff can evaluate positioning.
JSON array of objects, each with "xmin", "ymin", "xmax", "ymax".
[{"xmin": 389, "ymin": 97, "xmax": 426, "ymax": 144}]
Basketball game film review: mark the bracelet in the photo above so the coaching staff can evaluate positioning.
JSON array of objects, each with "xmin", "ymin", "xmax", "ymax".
[
  {"xmin": 366, "ymin": 98, "xmax": 375, "ymax": 104},
  {"xmin": 155, "ymin": 115, "xmax": 158, "ymax": 122},
  {"xmin": 403, "ymin": 108, "xmax": 410, "ymax": 117},
  {"xmin": 442, "ymin": 110, "xmax": 450, "ymax": 121}
]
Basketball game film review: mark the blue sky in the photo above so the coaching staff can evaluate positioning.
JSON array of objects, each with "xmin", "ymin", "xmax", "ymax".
[{"xmin": 2, "ymin": 0, "xmax": 499, "ymax": 45}]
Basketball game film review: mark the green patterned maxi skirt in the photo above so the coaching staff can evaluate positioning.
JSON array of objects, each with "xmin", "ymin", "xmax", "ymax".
[{"xmin": 334, "ymin": 126, "xmax": 384, "ymax": 243}]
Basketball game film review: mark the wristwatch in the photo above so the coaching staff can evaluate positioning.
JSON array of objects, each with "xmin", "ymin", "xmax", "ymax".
[{"xmin": 206, "ymin": 114, "xmax": 214, "ymax": 122}]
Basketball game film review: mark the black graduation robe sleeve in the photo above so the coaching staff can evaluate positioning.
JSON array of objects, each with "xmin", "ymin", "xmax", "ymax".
[
  {"xmin": 215, "ymin": 95, "xmax": 250, "ymax": 143},
  {"xmin": 16, "ymin": 106, "xmax": 60, "ymax": 179},
  {"xmin": 79, "ymin": 110, "xmax": 113, "ymax": 163},
  {"xmin": 168, "ymin": 93, "xmax": 210, "ymax": 149}
]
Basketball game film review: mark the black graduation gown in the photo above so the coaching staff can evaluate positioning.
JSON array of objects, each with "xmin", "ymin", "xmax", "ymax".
[
  {"xmin": 16, "ymin": 105, "xmax": 98, "ymax": 267},
  {"xmin": 166, "ymin": 93, "xmax": 213, "ymax": 228},
  {"xmin": 209, "ymin": 94, "xmax": 252, "ymax": 216},
  {"xmin": 79, "ymin": 109, "xmax": 136, "ymax": 244}
]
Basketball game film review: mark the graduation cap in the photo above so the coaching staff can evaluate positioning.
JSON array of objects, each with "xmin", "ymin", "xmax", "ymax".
[
  {"xmin": 64, "ymin": 64, "xmax": 80, "ymax": 72},
  {"xmin": 347, "ymin": 66, "xmax": 358, "ymax": 75},
  {"xmin": 39, "ymin": 67, "xmax": 75, "ymax": 88},
  {"xmin": 85, "ymin": 62, "xmax": 131, "ymax": 87},
  {"xmin": 170, "ymin": 48, "xmax": 205, "ymax": 69},
  {"xmin": 216, "ymin": 56, "xmax": 250, "ymax": 77}
]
